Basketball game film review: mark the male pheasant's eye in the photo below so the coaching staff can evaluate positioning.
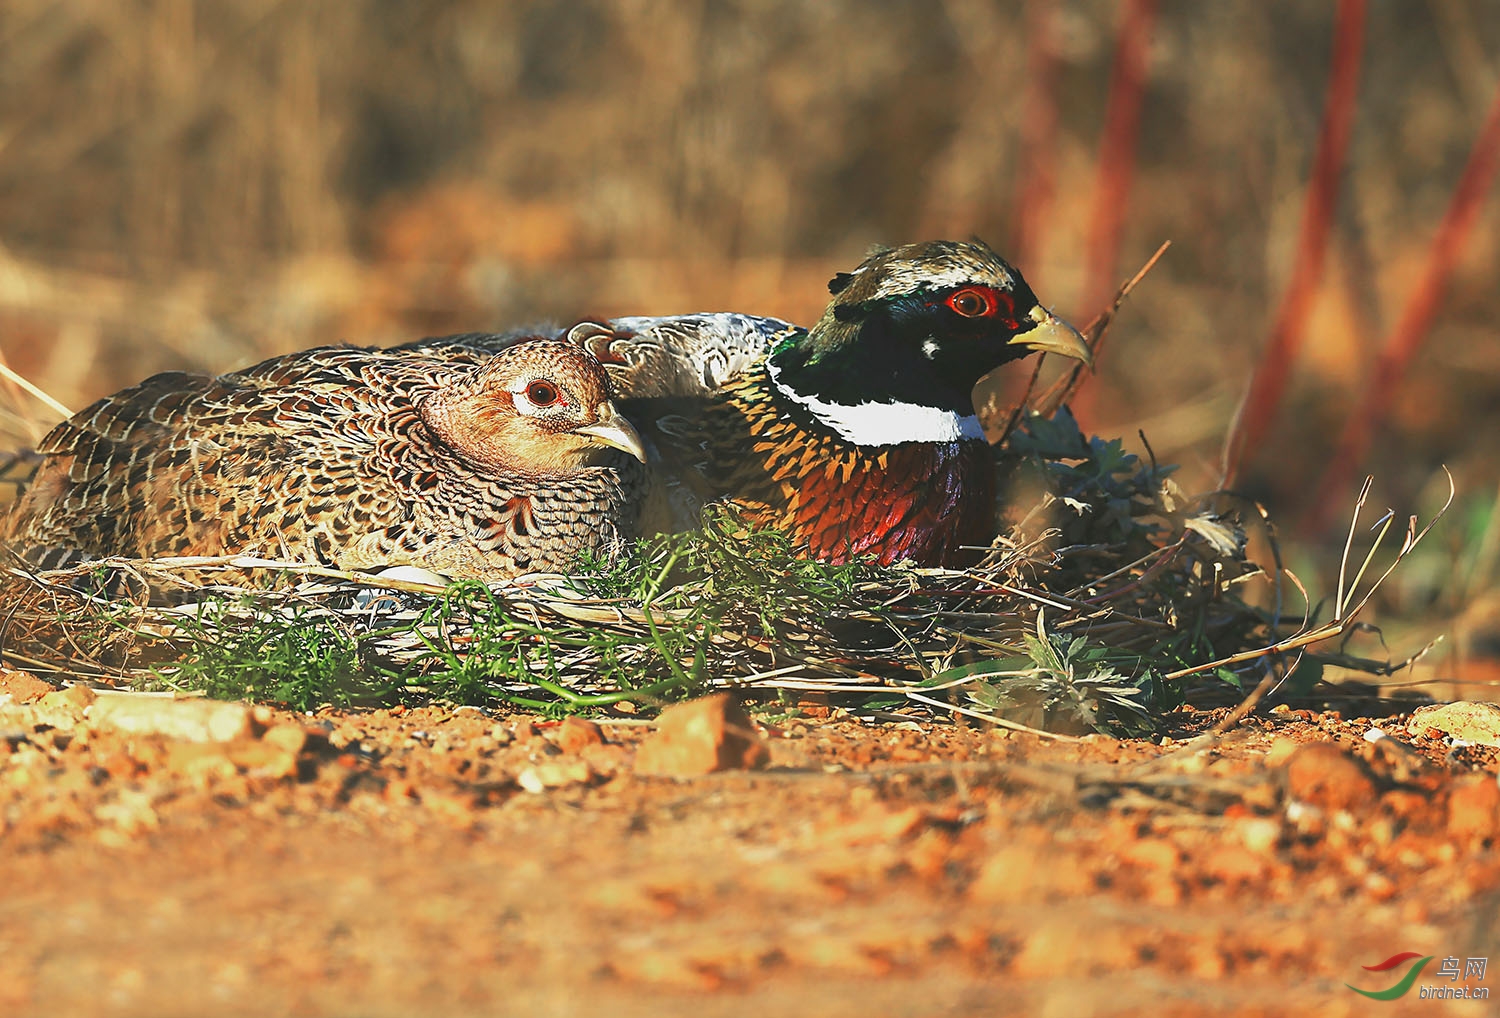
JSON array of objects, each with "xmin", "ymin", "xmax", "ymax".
[
  {"xmin": 946, "ymin": 287, "xmax": 998, "ymax": 318},
  {"xmin": 525, "ymin": 380, "xmax": 561, "ymax": 407}
]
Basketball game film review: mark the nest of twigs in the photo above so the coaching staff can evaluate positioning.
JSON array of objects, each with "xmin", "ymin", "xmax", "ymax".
[
  {"xmin": 0, "ymin": 249, "xmax": 1448, "ymax": 736},
  {"xmin": 0, "ymin": 401, "xmax": 1447, "ymax": 737}
]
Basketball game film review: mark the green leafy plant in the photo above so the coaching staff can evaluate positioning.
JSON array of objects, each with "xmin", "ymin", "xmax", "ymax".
[
  {"xmin": 939, "ymin": 613, "xmax": 1155, "ymax": 736},
  {"xmin": 148, "ymin": 596, "xmax": 391, "ymax": 710},
  {"xmin": 1005, "ymin": 406, "xmax": 1176, "ymax": 549}
]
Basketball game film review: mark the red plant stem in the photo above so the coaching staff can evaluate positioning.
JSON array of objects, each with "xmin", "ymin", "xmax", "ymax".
[
  {"xmin": 1225, "ymin": 0, "xmax": 1367, "ymax": 486},
  {"xmin": 1072, "ymin": 0, "xmax": 1157, "ymax": 422},
  {"xmin": 1308, "ymin": 75, "xmax": 1500, "ymax": 530},
  {"xmin": 1010, "ymin": 0, "xmax": 1060, "ymax": 275}
]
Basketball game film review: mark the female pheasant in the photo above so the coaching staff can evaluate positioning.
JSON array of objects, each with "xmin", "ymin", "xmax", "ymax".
[
  {"xmin": 421, "ymin": 240, "xmax": 1090, "ymax": 567},
  {"xmin": 2, "ymin": 339, "xmax": 647, "ymax": 579}
]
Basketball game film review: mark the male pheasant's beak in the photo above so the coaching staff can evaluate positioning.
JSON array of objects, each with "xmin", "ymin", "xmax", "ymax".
[
  {"xmin": 1009, "ymin": 305, "xmax": 1093, "ymax": 366},
  {"xmin": 575, "ymin": 405, "xmax": 648, "ymax": 463}
]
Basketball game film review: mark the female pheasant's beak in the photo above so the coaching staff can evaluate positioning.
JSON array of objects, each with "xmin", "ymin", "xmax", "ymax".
[
  {"xmin": 575, "ymin": 404, "xmax": 648, "ymax": 463},
  {"xmin": 1009, "ymin": 305, "xmax": 1093, "ymax": 366}
]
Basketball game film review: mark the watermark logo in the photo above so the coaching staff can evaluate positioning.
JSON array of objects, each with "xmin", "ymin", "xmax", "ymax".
[
  {"xmin": 1346, "ymin": 953, "xmax": 1433, "ymax": 1001},
  {"xmin": 1346, "ymin": 952, "xmax": 1489, "ymax": 1002}
]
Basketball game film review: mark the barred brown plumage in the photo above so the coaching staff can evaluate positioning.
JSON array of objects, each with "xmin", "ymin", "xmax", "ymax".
[{"xmin": 2, "ymin": 338, "xmax": 648, "ymax": 579}]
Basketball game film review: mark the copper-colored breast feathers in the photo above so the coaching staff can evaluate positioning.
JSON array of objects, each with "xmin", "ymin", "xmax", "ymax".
[{"xmin": 653, "ymin": 368, "xmax": 994, "ymax": 566}]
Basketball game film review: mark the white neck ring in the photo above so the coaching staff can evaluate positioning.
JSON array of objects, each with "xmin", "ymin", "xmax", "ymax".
[{"xmin": 764, "ymin": 358, "xmax": 985, "ymax": 446}]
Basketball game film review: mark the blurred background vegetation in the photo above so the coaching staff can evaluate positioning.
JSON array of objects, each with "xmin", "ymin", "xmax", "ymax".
[{"xmin": 0, "ymin": 0, "xmax": 1496, "ymax": 689}]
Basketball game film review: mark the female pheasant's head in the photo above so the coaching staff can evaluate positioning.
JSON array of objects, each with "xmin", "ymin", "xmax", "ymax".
[
  {"xmin": 421, "ymin": 339, "xmax": 647, "ymax": 475},
  {"xmin": 767, "ymin": 240, "xmax": 1090, "ymax": 445}
]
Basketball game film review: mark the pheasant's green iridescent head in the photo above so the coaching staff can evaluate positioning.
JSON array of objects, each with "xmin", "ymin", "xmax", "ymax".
[{"xmin": 770, "ymin": 239, "xmax": 1089, "ymax": 417}]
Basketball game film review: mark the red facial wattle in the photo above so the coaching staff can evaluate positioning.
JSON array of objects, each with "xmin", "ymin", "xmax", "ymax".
[{"xmin": 943, "ymin": 286, "xmax": 1017, "ymax": 329}]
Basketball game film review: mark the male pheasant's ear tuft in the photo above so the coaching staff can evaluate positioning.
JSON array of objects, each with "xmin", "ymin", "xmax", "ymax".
[{"xmin": 827, "ymin": 272, "xmax": 856, "ymax": 295}]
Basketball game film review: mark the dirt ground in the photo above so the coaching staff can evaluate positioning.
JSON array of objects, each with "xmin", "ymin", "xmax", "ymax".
[{"xmin": 2, "ymin": 669, "xmax": 1498, "ymax": 1018}]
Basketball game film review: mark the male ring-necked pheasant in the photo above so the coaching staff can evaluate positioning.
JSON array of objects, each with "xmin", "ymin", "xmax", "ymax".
[
  {"xmin": 2, "ymin": 338, "xmax": 647, "ymax": 579},
  {"xmin": 418, "ymin": 239, "xmax": 1090, "ymax": 567}
]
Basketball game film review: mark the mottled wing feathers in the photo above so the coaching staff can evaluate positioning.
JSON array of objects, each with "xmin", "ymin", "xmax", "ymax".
[
  {"xmin": 11, "ymin": 349, "xmax": 397, "ymax": 565},
  {"xmin": 3, "ymin": 343, "xmax": 644, "ymax": 578},
  {"xmin": 568, "ymin": 314, "xmax": 790, "ymax": 400},
  {"xmin": 399, "ymin": 314, "xmax": 791, "ymax": 400},
  {"xmin": 43, "ymin": 371, "xmax": 207, "ymax": 451}
]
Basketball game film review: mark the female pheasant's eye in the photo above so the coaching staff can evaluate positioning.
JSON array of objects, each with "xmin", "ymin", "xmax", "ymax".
[
  {"xmin": 946, "ymin": 287, "xmax": 998, "ymax": 318},
  {"xmin": 525, "ymin": 380, "xmax": 561, "ymax": 407}
]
